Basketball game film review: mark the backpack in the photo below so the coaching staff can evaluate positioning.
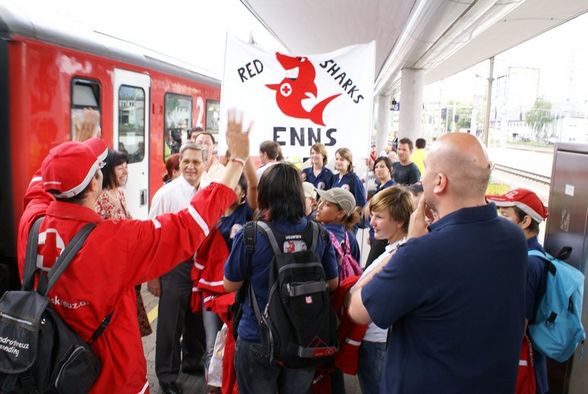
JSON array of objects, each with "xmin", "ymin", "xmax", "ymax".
[
  {"xmin": 248, "ymin": 221, "xmax": 338, "ymax": 368},
  {"xmin": 527, "ymin": 249, "xmax": 585, "ymax": 362},
  {"xmin": 328, "ymin": 231, "xmax": 362, "ymax": 281},
  {"xmin": 0, "ymin": 217, "xmax": 112, "ymax": 393}
]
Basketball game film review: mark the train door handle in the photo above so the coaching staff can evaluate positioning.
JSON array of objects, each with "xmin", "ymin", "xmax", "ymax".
[{"xmin": 140, "ymin": 189, "xmax": 147, "ymax": 206}]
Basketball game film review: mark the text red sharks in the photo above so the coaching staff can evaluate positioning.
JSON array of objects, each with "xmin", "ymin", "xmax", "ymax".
[{"xmin": 266, "ymin": 52, "xmax": 340, "ymax": 126}]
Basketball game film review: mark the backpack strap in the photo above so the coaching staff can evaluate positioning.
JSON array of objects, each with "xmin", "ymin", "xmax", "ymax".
[
  {"xmin": 232, "ymin": 221, "xmax": 257, "ymax": 335},
  {"xmin": 39, "ymin": 223, "xmax": 96, "ymax": 295},
  {"xmin": 528, "ymin": 249, "xmax": 556, "ymax": 275},
  {"xmin": 343, "ymin": 232, "xmax": 351, "ymax": 255},
  {"xmin": 22, "ymin": 216, "xmax": 45, "ymax": 291},
  {"xmin": 257, "ymin": 221, "xmax": 281, "ymax": 255},
  {"xmin": 328, "ymin": 231, "xmax": 344, "ymax": 258},
  {"xmin": 22, "ymin": 219, "xmax": 113, "ymax": 343}
]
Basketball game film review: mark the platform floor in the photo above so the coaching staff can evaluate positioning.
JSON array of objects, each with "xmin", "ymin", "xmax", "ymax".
[{"xmin": 140, "ymin": 286, "xmax": 362, "ymax": 394}]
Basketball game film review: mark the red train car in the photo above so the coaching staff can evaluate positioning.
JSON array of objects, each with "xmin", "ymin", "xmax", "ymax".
[{"xmin": 0, "ymin": 4, "xmax": 221, "ymax": 292}]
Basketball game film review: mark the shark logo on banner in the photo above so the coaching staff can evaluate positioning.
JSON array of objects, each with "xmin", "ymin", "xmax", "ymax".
[
  {"xmin": 219, "ymin": 36, "xmax": 375, "ymax": 161},
  {"xmin": 266, "ymin": 53, "xmax": 340, "ymax": 126}
]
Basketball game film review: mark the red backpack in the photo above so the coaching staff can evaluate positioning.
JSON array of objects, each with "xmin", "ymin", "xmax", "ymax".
[{"xmin": 328, "ymin": 231, "xmax": 362, "ymax": 280}]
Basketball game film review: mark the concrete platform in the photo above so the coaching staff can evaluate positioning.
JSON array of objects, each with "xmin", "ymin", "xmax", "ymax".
[{"xmin": 140, "ymin": 285, "xmax": 362, "ymax": 394}]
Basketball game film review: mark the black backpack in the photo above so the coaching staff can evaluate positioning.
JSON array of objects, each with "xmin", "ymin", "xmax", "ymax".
[
  {"xmin": 0, "ymin": 217, "xmax": 112, "ymax": 393},
  {"xmin": 248, "ymin": 221, "xmax": 338, "ymax": 368}
]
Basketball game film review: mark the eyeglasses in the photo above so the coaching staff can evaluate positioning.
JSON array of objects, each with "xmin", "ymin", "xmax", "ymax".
[{"xmin": 98, "ymin": 161, "xmax": 106, "ymax": 169}]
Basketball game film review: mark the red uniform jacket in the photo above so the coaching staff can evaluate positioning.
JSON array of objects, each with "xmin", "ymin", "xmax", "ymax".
[{"xmin": 17, "ymin": 174, "xmax": 235, "ymax": 394}]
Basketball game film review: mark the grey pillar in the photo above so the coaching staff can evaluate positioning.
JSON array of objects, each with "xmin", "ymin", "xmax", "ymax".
[
  {"xmin": 399, "ymin": 68, "xmax": 424, "ymax": 142},
  {"xmin": 375, "ymin": 95, "xmax": 391, "ymax": 155}
]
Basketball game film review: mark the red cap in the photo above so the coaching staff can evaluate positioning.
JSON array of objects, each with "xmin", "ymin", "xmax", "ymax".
[
  {"xmin": 84, "ymin": 137, "xmax": 108, "ymax": 161},
  {"xmin": 487, "ymin": 188, "xmax": 548, "ymax": 223},
  {"xmin": 41, "ymin": 139, "xmax": 108, "ymax": 198}
]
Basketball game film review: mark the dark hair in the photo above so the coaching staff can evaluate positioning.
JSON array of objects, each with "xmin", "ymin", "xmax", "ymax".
[
  {"xmin": 191, "ymin": 130, "xmax": 216, "ymax": 145},
  {"xmin": 102, "ymin": 149, "xmax": 129, "ymax": 189},
  {"xmin": 163, "ymin": 153, "xmax": 180, "ymax": 183},
  {"xmin": 258, "ymin": 163, "xmax": 304, "ymax": 222},
  {"xmin": 513, "ymin": 206, "xmax": 540, "ymax": 235},
  {"xmin": 260, "ymin": 140, "xmax": 283, "ymax": 161},
  {"xmin": 415, "ymin": 138, "xmax": 426, "ymax": 149},
  {"xmin": 398, "ymin": 137, "xmax": 413, "ymax": 151},
  {"xmin": 373, "ymin": 156, "xmax": 393, "ymax": 175},
  {"xmin": 237, "ymin": 174, "xmax": 248, "ymax": 203},
  {"xmin": 188, "ymin": 126, "xmax": 204, "ymax": 140},
  {"xmin": 342, "ymin": 207, "xmax": 361, "ymax": 231}
]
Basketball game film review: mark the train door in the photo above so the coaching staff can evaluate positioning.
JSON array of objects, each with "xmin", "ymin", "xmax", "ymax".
[{"xmin": 113, "ymin": 69, "xmax": 150, "ymax": 219}]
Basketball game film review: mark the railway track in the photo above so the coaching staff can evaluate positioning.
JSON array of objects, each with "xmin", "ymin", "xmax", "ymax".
[{"xmin": 493, "ymin": 163, "xmax": 551, "ymax": 185}]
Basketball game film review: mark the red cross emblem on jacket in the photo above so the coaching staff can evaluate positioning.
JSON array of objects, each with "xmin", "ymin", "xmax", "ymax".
[{"xmin": 37, "ymin": 228, "xmax": 65, "ymax": 270}]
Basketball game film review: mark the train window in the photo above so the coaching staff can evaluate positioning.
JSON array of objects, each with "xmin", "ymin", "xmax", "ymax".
[
  {"xmin": 206, "ymin": 100, "xmax": 220, "ymax": 133},
  {"xmin": 118, "ymin": 85, "xmax": 145, "ymax": 163},
  {"xmin": 164, "ymin": 93, "xmax": 192, "ymax": 161},
  {"xmin": 70, "ymin": 78, "xmax": 101, "ymax": 138}
]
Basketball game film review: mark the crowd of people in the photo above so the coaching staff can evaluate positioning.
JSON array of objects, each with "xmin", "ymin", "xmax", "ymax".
[{"xmin": 16, "ymin": 108, "xmax": 552, "ymax": 394}]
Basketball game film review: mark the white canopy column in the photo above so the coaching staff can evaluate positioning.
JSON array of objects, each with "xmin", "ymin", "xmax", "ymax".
[
  {"xmin": 375, "ymin": 95, "xmax": 391, "ymax": 155},
  {"xmin": 398, "ymin": 68, "xmax": 424, "ymax": 142}
]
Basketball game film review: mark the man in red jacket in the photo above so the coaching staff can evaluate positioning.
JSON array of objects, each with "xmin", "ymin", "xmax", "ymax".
[{"xmin": 17, "ymin": 111, "xmax": 250, "ymax": 394}]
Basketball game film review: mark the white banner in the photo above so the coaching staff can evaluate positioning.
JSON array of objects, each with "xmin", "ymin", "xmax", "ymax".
[{"xmin": 219, "ymin": 36, "xmax": 375, "ymax": 163}]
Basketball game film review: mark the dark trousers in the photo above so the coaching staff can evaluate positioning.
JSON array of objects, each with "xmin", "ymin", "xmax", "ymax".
[
  {"xmin": 155, "ymin": 261, "xmax": 205, "ymax": 383},
  {"xmin": 365, "ymin": 239, "xmax": 388, "ymax": 269}
]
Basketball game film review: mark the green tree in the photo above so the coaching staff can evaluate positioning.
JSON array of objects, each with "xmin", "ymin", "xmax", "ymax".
[{"xmin": 525, "ymin": 98, "xmax": 553, "ymax": 141}]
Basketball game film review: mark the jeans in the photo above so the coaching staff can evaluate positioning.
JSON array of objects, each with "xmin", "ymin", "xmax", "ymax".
[
  {"xmin": 357, "ymin": 341, "xmax": 386, "ymax": 394},
  {"xmin": 202, "ymin": 306, "xmax": 222, "ymax": 371},
  {"xmin": 235, "ymin": 338, "xmax": 315, "ymax": 394}
]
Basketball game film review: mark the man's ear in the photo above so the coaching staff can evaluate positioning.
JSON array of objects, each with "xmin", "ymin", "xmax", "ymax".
[
  {"xmin": 89, "ymin": 171, "xmax": 102, "ymax": 192},
  {"xmin": 433, "ymin": 172, "xmax": 448, "ymax": 194}
]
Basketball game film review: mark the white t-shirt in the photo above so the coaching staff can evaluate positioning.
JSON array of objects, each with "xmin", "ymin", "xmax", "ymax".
[
  {"xmin": 360, "ymin": 239, "xmax": 405, "ymax": 342},
  {"xmin": 149, "ymin": 175, "xmax": 198, "ymax": 217},
  {"xmin": 256, "ymin": 161, "xmax": 278, "ymax": 181}
]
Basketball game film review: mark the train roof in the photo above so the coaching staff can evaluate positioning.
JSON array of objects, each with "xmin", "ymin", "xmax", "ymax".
[{"xmin": 0, "ymin": 2, "xmax": 221, "ymax": 87}]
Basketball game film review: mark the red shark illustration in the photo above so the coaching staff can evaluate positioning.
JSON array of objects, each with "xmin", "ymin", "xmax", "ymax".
[{"xmin": 266, "ymin": 52, "xmax": 340, "ymax": 126}]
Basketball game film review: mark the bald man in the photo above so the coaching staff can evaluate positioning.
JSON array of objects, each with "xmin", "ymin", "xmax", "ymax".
[{"xmin": 349, "ymin": 133, "xmax": 527, "ymax": 394}]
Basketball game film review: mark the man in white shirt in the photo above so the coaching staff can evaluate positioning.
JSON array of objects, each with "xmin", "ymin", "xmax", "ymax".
[
  {"xmin": 147, "ymin": 142, "xmax": 208, "ymax": 394},
  {"xmin": 256, "ymin": 140, "xmax": 282, "ymax": 180},
  {"xmin": 190, "ymin": 130, "xmax": 225, "ymax": 187}
]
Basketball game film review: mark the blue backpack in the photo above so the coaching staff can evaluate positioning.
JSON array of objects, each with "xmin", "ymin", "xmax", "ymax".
[{"xmin": 527, "ymin": 250, "xmax": 585, "ymax": 362}]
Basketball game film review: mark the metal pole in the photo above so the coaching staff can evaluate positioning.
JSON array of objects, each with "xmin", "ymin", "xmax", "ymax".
[{"xmin": 483, "ymin": 56, "xmax": 494, "ymax": 146}]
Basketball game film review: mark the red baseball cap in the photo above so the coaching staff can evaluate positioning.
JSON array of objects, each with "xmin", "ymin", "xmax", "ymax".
[
  {"xmin": 41, "ymin": 138, "xmax": 108, "ymax": 198},
  {"xmin": 487, "ymin": 188, "xmax": 548, "ymax": 223}
]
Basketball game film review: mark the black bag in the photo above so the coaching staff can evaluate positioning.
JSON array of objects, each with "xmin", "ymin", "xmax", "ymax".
[
  {"xmin": 250, "ymin": 221, "xmax": 338, "ymax": 368},
  {"xmin": 0, "ymin": 217, "xmax": 112, "ymax": 393}
]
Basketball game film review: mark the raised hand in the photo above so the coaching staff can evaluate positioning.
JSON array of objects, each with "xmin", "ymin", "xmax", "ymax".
[
  {"xmin": 74, "ymin": 108, "xmax": 101, "ymax": 141},
  {"xmin": 226, "ymin": 109, "xmax": 251, "ymax": 161},
  {"xmin": 407, "ymin": 195, "xmax": 430, "ymax": 239}
]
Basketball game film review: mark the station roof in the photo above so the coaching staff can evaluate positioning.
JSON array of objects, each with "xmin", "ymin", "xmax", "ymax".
[{"xmin": 241, "ymin": 0, "xmax": 588, "ymax": 96}]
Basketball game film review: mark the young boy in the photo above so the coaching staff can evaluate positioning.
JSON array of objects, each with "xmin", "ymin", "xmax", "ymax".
[{"xmin": 487, "ymin": 188, "xmax": 549, "ymax": 394}]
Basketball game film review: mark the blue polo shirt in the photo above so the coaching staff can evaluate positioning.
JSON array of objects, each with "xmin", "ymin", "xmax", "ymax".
[
  {"xmin": 217, "ymin": 203, "xmax": 254, "ymax": 250},
  {"xmin": 526, "ymin": 236, "xmax": 548, "ymax": 394},
  {"xmin": 303, "ymin": 167, "xmax": 334, "ymax": 190},
  {"xmin": 224, "ymin": 218, "xmax": 338, "ymax": 342},
  {"xmin": 362, "ymin": 203, "xmax": 527, "ymax": 394},
  {"xmin": 332, "ymin": 172, "xmax": 366, "ymax": 207},
  {"xmin": 323, "ymin": 223, "xmax": 360, "ymax": 263}
]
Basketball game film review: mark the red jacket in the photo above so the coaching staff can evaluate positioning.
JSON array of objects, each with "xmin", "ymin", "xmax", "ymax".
[
  {"xmin": 191, "ymin": 227, "xmax": 230, "ymax": 312},
  {"xmin": 18, "ymin": 174, "xmax": 235, "ymax": 394}
]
